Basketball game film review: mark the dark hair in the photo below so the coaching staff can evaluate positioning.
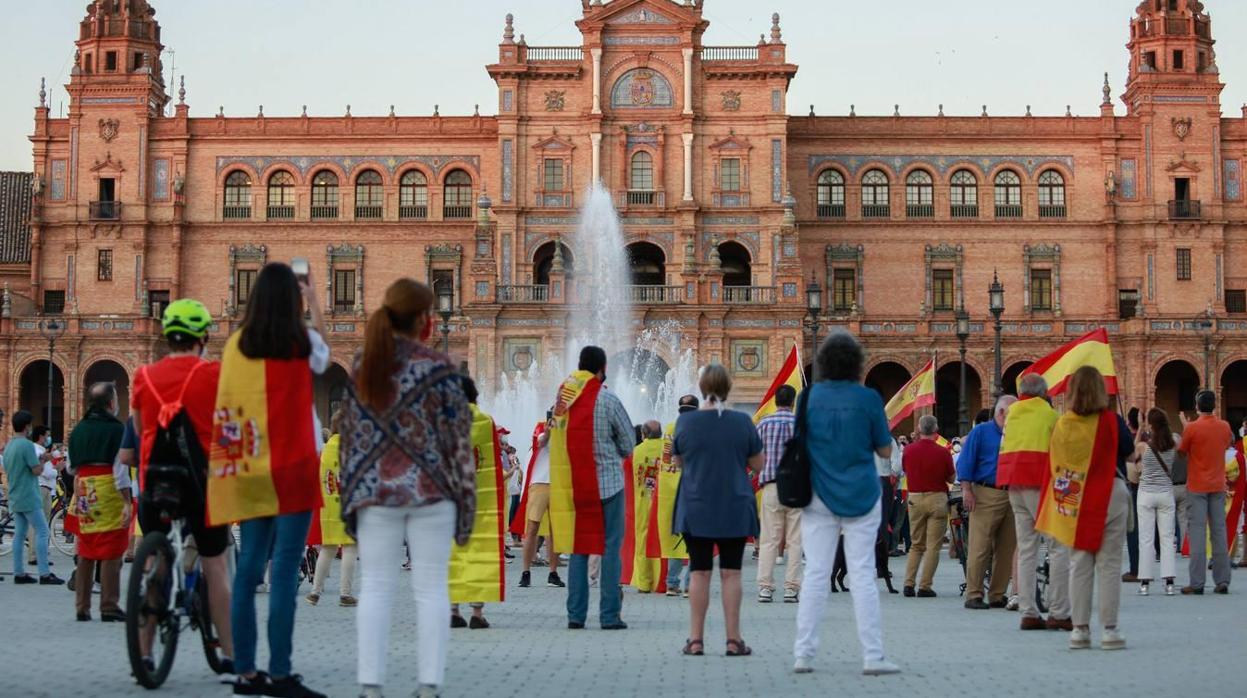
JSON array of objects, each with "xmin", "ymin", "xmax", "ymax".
[
  {"xmin": 814, "ymin": 331, "xmax": 864, "ymax": 383},
  {"xmin": 166, "ymin": 332, "xmax": 203, "ymax": 352},
  {"xmin": 238, "ymin": 263, "xmax": 312, "ymax": 360},
  {"xmin": 1196, "ymin": 390, "xmax": 1216, "ymax": 414},
  {"xmin": 578, "ymin": 345, "xmax": 607, "ymax": 375},
  {"xmin": 12, "ymin": 410, "xmax": 33, "ymax": 433},
  {"xmin": 775, "ymin": 384, "xmax": 797, "ymax": 409},
  {"xmin": 460, "ymin": 375, "xmax": 479, "ymax": 405},
  {"xmin": 87, "ymin": 381, "xmax": 117, "ymax": 414},
  {"xmin": 974, "ymin": 409, "xmax": 991, "ymax": 425},
  {"xmin": 677, "ymin": 394, "xmax": 699, "ymax": 413},
  {"xmin": 30, "ymin": 424, "xmax": 49, "ymax": 440},
  {"xmin": 1127, "ymin": 406, "xmax": 1141, "ymax": 431},
  {"xmin": 1146, "ymin": 408, "xmax": 1176, "ymax": 453},
  {"xmin": 358, "ymin": 278, "xmax": 435, "ymax": 410}
]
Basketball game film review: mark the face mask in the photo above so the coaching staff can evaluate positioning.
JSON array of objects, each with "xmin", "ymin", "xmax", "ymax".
[{"xmin": 43, "ymin": 436, "xmax": 52, "ymax": 447}]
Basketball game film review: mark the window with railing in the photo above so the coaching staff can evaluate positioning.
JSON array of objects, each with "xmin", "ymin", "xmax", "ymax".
[
  {"xmin": 1038, "ymin": 170, "xmax": 1067, "ymax": 218},
  {"xmin": 43, "ymin": 290, "xmax": 66, "ymax": 314},
  {"xmin": 97, "ymin": 249, "xmax": 113, "ymax": 282},
  {"xmin": 720, "ymin": 158, "xmax": 741, "ymax": 192},
  {"xmin": 333, "ymin": 269, "xmax": 357, "ymax": 312},
  {"xmin": 817, "ymin": 170, "xmax": 846, "ymax": 218},
  {"xmin": 354, "ymin": 170, "xmax": 383, "ymax": 219},
  {"xmin": 932, "ymin": 269, "xmax": 955, "ymax": 311},
  {"xmin": 443, "ymin": 169, "xmax": 473, "ymax": 218},
  {"xmin": 223, "ymin": 170, "xmax": 252, "ymax": 219},
  {"xmin": 994, "ymin": 170, "xmax": 1023, "ymax": 218},
  {"xmin": 833, "ymin": 268, "xmax": 856, "ymax": 312},
  {"xmin": 399, "ymin": 170, "xmax": 429, "ymax": 219},
  {"xmin": 950, "ymin": 170, "xmax": 979, "ymax": 218},
  {"xmin": 1176, "ymin": 248, "xmax": 1192, "ymax": 281},
  {"xmin": 861, "ymin": 169, "xmax": 890, "ymax": 218},
  {"xmin": 1169, "ymin": 200, "xmax": 1201, "ymax": 219},
  {"xmin": 311, "ymin": 171, "xmax": 339, "ymax": 219},
  {"xmin": 1030, "ymin": 269, "xmax": 1053, "ymax": 311},
  {"xmin": 266, "ymin": 171, "xmax": 295, "ymax": 219},
  {"xmin": 544, "ymin": 158, "xmax": 565, "ymax": 192},
  {"xmin": 1226, "ymin": 290, "xmax": 1247, "ymax": 315},
  {"xmin": 629, "ymin": 152, "xmax": 655, "ymax": 204},
  {"xmin": 236, "ymin": 268, "xmax": 257, "ymax": 309},
  {"xmin": 905, "ymin": 170, "xmax": 934, "ymax": 218}
]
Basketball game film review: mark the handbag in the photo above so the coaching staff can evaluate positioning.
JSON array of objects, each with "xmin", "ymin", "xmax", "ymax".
[
  {"xmin": 1148, "ymin": 444, "xmax": 1186, "ymax": 485},
  {"xmin": 775, "ymin": 387, "xmax": 813, "ymax": 508}
]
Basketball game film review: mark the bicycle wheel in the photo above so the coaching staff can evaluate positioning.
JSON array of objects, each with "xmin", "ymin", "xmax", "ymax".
[
  {"xmin": 126, "ymin": 532, "xmax": 179, "ymax": 689},
  {"xmin": 0, "ymin": 506, "xmax": 12, "ymax": 557},
  {"xmin": 1035, "ymin": 555, "xmax": 1050, "ymax": 615},
  {"xmin": 49, "ymin": 503, "xmax": 75, "ymax": 556},
  {"xmin": 194, "ymin": 574, "xmax": 229, "ymax": 674}
]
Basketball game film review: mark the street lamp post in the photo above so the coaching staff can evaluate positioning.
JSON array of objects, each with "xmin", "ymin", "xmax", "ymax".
[
  {"xmin": 988, "ymin": 271, "xmax": 1005, "ymax": 398},
  {"xmin": 1198, "ymin": 314, "xmax": 1215, "ymax": 391},
  {"xmin": 955, "ymin": 306, "xmax": 971, "ymax": 437},
  {"xmin": 39, "ymin": 318, "xmax": 66, "ymax": 439},
  {"xmin": 806, "ymin": 275, "xmax": 822, "ymax": 370},
  {"xmin": 437, "ymin": 284, "xmax": 454, "ymax": 354}
]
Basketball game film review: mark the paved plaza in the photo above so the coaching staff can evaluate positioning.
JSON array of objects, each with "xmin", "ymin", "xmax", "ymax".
[{"xmin": 0, "ymin": 544, "xmax": 1240, "ymax": 697}]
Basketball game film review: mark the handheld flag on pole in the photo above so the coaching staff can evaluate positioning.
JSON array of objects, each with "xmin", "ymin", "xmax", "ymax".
[
  {"xmin": 884, "ymin": 358, "xmax": 936, "ymax": 430},
  {"xmin": 753, "ymin": 346, "xmax": 805, "ymax": 423},
  {"xmin": 1020, "ymin": 329, "xmax": 1118, "ymax": 396}
]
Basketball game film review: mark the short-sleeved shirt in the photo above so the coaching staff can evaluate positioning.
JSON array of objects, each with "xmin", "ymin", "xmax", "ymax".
[
  {"xmin": 957, "ymin": 420, "xmax": 1004, "ymax": 486},
  {"xmin": 1179, "ymin": 415, "xmax": 1234, "ymax": 493},
  {"xmin": 120, "ymin": 418, "xmax": 138, "ymax": 451},
  {"xmin": 3, "ymin": 436, "xmax": 42, "ymax": 513},
  {"xmin": 131, "ymin": 355, "xmax": 221, "ymax": 478},
  {"xmin": 903, "ymin": 439, "xmax": 956, "ymax": 493},
  {"xmin": 805, "ymin": 381, "xmax": 892, "ymax": 518},
  {"xmin": 672, "ymin": 408, "xmax": 763, "ymax": 538}
]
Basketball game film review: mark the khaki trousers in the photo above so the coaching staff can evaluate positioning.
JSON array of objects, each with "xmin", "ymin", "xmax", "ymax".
[
  {"xmin": 1071, "ymin": 478, "xmax": 1130, "ymax": 628},
  {"xmin": 75, "ymin": 557, "xmax": 122, "ymax": 615},
  {"xmin": 1009, "ymin": 486, "xmax": 1071, "ymax": 619},
  {"xmin": 903, "ymin": 491, "xmax": 948, "ymax": 591},
  {"xmin": 758, "ymin": 483, "xmax": 803, "ymax": 591},
  {"xmin": 965, "ymin": 484, "xmax": 1017, "ymax": 601}
]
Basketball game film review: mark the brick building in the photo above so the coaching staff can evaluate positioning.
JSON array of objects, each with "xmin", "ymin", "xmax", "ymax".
[{"xmin": 7, "ymin": 0, "xmax": 1247, "ymax": 438}]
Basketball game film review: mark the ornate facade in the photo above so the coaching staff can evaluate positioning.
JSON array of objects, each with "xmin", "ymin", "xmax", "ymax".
[{"xmin": 9, "ymin": 0, "xmax": 1247, "ymax": 437}]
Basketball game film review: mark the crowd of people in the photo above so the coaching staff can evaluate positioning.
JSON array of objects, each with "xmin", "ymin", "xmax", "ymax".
[{"xmin": 3, "ymin": 270, "xmax": 1246, "ymax": 696}]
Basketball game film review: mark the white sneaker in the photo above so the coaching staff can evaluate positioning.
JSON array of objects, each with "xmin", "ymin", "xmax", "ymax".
[
  {"xmin": 1069, "ymin": 627, "xmax": 1091, "ymax": 650},
  {"xmin": 793, "ymin": 657, "xmax": 814, "ymax": 674},
  {"xmin": 1165, "ymin": 582, "xmax": 1176, "ymax": 596},
  {"xmin": 1138, "ymin": 583, "xmax": 1149, "ymax": 596},
  {"xmin": 862, "ymin": 659, "xmax": 901, "ymax": 675},
  {"xmin": 1101, "ymin": 628, "xmax": 1126, "ymax": 651},
  {"xmin": 758, "ymin": 587, "xmax": 774, "ymax": 603},
  {"xmin": 783, "ymin": 588, "xmax": 799, "ymax": 604},
  {"xmin": 1005, "ymin": 595, "xmax": 1019, "ymax": 611},
  {"xmin": 776, "ymin": 556, "xmax": 785, "ymax": 566}
]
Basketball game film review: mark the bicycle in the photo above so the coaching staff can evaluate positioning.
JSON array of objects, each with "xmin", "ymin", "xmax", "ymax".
[
  {"xmin": 947, "ymin": 485, "xmax": 969, "ymax": 596},
  {"xmin": 48, "ymin": 481, "xmax": 76, "ymax": 556},
  {"xmin": 1035, "ymin": 544, "xmax": 1051, "ymax": 615},
  {"xmin": 0, "ymin": 494, "xmax": 13, "ymax": 557}
]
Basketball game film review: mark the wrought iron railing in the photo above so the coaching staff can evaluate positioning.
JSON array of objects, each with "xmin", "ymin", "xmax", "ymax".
[
  {"xmin": 723, "ymin": 286, "xmax": 777, "ymax": 304},
  {"xmin": 399, "ymin": 205, "xmax": 428, "ymax": 220},
  {"xmin": 89, "ymin": 201, "xmax": 121, "ymax": 220},
  {"xmin": 444, "ymin": 205, "xmax": 473, "ymax": 219},
  {"xmin": 1169, "ymin": 200, "xmax": 1201, "ymax": 219},
  {"xmin": 861, "ymin": 204, "xmax": 890, "ymax": 219},
  {"xmin": 1038, "ymin": 205, "xmax": 1067, "ymax": 219},
  {"xmin": 995, "ymin": 204, "xmax": 1024, "ymax": 219},
  {"xmin": 951, "ymin": 204, "xmax": 979, "ymax": 219},
  {"xmin": 267, "ymin": 205, "xmax": 294, "ymax": 220},
  {"xmin": 906, "ymin": 204, "xmax": 935, "ymax": 218},
  {"xmin": 817, "ymin": 204, "xmax": 846, "ymax": 219},
  {"xmin": 627, "ymin": 190, "xmax": 657, "ymax": 206},
  {"xmin": 355, "ymin": 205, "xmax": 383, "ymax": 220},
  {"xmin": 310, "ymin": 205, "xmax": 339, "ymax": 220}
]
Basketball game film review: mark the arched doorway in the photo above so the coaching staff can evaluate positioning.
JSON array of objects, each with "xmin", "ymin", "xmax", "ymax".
[
  {"xmin": 83, "ymin": 360, "xmax": 131, "ymax": 421},
  {"xmin": 1220, "ymin": 360, "xmax": 1247, "ymax": 429},
  {"xmin": 626, "ymin": 242, "xmax": 666, "ymax": 286},
  {"xmin": 718, "ymin": 241, "xmax": 752, "ymax": 288},
  {"xmin": 935, "ymin": 362, "xmax": 983, "ymax": 438},
  {"xmin": 532, "ymin": 241, "xmax": 574, "ymax": 285},
  {"xmin": 1154, "ymin": 360, "xmax": 1200, "ymax": 419},
  {"xmin": 1001, "ymin": 361, "xmax": 1034, "ymax": 397},
  {"xmin": 314, "ymin": 364, "xmax": 351, "ymax": 432},
  {"xmin": 865, "ymin": 362, "xmax": 913, "ymax": 435},
  {"xmin": 19, "ymin": 360, "xmax": 66, "ymax": 441}
]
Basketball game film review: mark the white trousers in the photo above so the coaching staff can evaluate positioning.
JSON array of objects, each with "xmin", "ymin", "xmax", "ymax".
[
  {"xmin": 356, "ymin": 502, "xmax": 455, "ymax": 689},
  {"xmin": 794, "ymin": 497, "xmax": 885, "ymax": 664},
  {"xmin": 1136, "ymin": 489, "xmax": 1176, "ymax": 581}
]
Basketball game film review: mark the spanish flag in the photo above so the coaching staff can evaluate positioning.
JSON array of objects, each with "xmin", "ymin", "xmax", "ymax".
[
  {"xmin": 207, "ymin": 333, "xmax": 321, "ymax": 526},
  {"xmin": 307, "ymin": 435, "xmax": 353, "ymax": 547},
  {"xmin": 548, "ymin": 370, "xmax": 606, "ymax": 555},
  {"xmin": 624, "ymin": 437, "xmax": 665, "ymax": 591},
  {"xmin": 754, "ymin": 346, "xmax": 804, "ymax": 423},
  {"xmin": 885, "ymin": 359, "xmax": 936, "ymax": 429},
  {"xmin": 646, "ymin": 423, "xmax": 687, "ymax": 560},
  {"xmin": 1035, "ymin": 410, "xmax": 1118, "ymax": 552},
  {"xmin": 448, "ymin": 404, "xmax": 507, "ymax": 603},
  {"xmin": 508, "ymin": 422, "xmax": 551, "ymax": 538},
  {"xmin": 1020, "ymin": 329, "xmax": 1118, "ymax": 396},
  {"xmin": 997, "ymin": 396, "xmax": 1059, "ymax": 488}
]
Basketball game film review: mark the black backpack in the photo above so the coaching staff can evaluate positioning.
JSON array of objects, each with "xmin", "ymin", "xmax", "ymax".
[
  {"xmin": 139, "ymin": 364, "xmax": 209, "ymax": 520},
  {"xmin": 775, "ymin": 387, "xmax": 813, "ymax": 508}
]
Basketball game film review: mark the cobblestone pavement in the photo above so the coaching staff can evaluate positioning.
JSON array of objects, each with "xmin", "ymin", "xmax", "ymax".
[{"xmin": 0, "ymin": 545, "xmax": 1241, "ymax": 697}]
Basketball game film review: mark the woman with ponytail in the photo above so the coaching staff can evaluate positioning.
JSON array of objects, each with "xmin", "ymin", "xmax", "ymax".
[{"xmin": 338, "ymin": 278, "xmax": 476, "ymax": 698}]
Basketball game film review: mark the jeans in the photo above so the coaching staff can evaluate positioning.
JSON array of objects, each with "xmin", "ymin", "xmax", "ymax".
[
  {"xmin": 666, "ymin": 558, "xmax": 687, "ymax": 589},
  {"xmin": 232, "ymin": 510, "xmax": 313, "ymax": 678},
  {"xmin": 1137, "ymin": 489, "xmax": 1176, "ymax": 581},
  {"xmin": 356, "ymin": 502, "xmax": 455, "ymax": 689},
  {"xmin": 567, "ymin": 491, "xmax": 624, "ymax": 625},
  {"xmin": 12, "ymin": 509, "xmax": 51, "ymax": 577},
  {"xmin": 1187, "ymin": 490, "xmax": 1231, "ymax": 589}
]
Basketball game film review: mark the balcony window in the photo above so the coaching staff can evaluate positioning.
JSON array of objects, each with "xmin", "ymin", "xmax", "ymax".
[
  {"xmin": 1226, "ymin": 290, "xmax": 1246, "ymax": 314},
  {"xmin": 236, "ymin": 268, "xmax": 257, "ymax": 309},
  {"xmin": 817, "ymin": 170, "xmax": 845, "ymax": 218},
  {"xmin": 43, "ymin": 290, "xmax": 66, "ymax": 314},
  {"xmin": 932, "ymin": 269, "xmax": 955, "ymax": 311},
  {"xmin": 543, "ymin": 158, "xmax": 565, "ymax": 191},
  {"xmin": 832, "ymin": 268, "xmax": 856, "ymax": 312},
  {"xmin": 266, "ymin": 171, "xmax": 295, "ymax": 219},
  {"xmin": 354, "ymin": 170, "xmax": 383, "ymax": 219},
  {"xmin": 97, "ymin": 249, "xmax": 113, "ymax": 282},
  {"xmin": 1038, "ymin": 170, "xmax": 1067, "ymax": 218},
  {"xmin": 399, "ymin": 170, "xmax": 429, "ymax": 219},
  {"xmin": 905, "ymin": 170, "xmax": 934, "ymax": 218},
  {"xmin": 950, "ymin": 170, "xmax": 979, "ymax": 218},
  {"xmin": 223, "ymin": 171, "xmax": 252, "ymax": 219},
  {"xmin": 720, "ymin": 158, "xmax": 741, "ymax": 192},
  {"xmin": 994, "ymin": 170, "xmax": 1023, "ymax": 218},
  {"xmin": 333, "ymin": 269, "xmax": 357, "ymax": 313},
  {"xmin": 861, "ymin": 169, "xmax": 890, "ymax": 218},
  {"xmin": 311, "ymin": 171, "xmax": 339, "ymax": 219},
  {"xmin": 1176, "ymin": 248, "xmax": 1192, "ymax": 281},
  {"xmin": 443, "ymin": 169, "xmax": 473, "ymax": 218},
  {"xmin": 1030, "ymin": 269, "xmax": 1053, "ymax": 311}
]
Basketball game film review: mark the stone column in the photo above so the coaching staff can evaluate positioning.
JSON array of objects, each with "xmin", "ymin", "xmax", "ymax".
[
  {"xmin": 591, "ymin": 132, "xmax": 603, "ymax": 185},
  {"xmin": 591, "ymin": 48, "xmax": 603, "ymax": 114},
  {"xmin": 682, "ymin": 132, "xmax": 694, "ymax": 201},
  {"xmin": 682, "ymin": 48, "xmax": 694, "ymax": 115}
]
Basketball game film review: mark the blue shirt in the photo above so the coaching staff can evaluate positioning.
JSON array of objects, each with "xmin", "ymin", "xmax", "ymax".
[
  {"xmin": 805, "ymin": 381, "xmax": 892, "ymax": 517},
  {"xmin": 3, "ymin": 436, "xmax": 42, "ymax": 513},
  {"xmin": 672, "ymin": 409, "xmax": 763, "ymax": 538},
  {"xmin": 956, "ymin": 420, "xmax": 1004, "ymax": 486}
]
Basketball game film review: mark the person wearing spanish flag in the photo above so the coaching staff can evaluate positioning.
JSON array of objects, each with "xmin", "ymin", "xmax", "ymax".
[
  {"xmin": 627, "ymin": 420, "xmax": 665, "ymax": 592},
  {"xmin": 549, "ymin": 346, "xmax": 635, "ymax": 630}
]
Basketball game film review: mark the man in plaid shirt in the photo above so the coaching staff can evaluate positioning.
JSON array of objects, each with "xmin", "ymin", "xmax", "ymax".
[{"xmin": 755, "ymin": 385, "xmax": 803, "ymax": 603}]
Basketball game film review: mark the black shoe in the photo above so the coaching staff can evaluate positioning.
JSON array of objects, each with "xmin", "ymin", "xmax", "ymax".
[
  {"xmin": 469, "ymin": 615, "xmax": 490, "ymax": 629},
  {"xmin": 964, "ymin": 598, "xmax": 990, "ymax": 610},
  {"xmin": 601, "ymin": 621, "xmax": 628, "ymax": 630},
  {"xmin": 450, "ymin": 614, "xmax": 467, "ymax": 628},
  {"xmin": 266, "ymin": 674, "xmax": 325, "ymax": 698},
  {"xmin": 13, "ymin": 574, "xmax": 37, "ymax": 585},
  {"xmin": 518, "ymin": 571, "xmax": 531, "ymax": 588},
  {"xmin": 988, "ymin": 597, "xmax": 1008, "ymax": 608},
  {"xmin": 547, "ymin": 572, "xmax": 566, "ymax": 588},
  {"xmin": 229, "ymin": 672, "xmax": 271, "ymax": 696},
  {"xmin": 27, "ymin": 559, "xmax": 52, "ymax": 567},
  {"xmin": 40, "ymin": 573, "xmax": 64, "ymax": 586},
  {"xmin": 1214, "ymin": 583, "xmax": 1229, "ymax": 595},
  {"xmin": 101, "ymin": 609, "xmax": 126, "ymax": 622},
  {"xmin": 67, "ymin": 569, "xmax": 76, "ymax": 592},
  {"xmin": 917, "ymin": 589, "xmax": 937, "ymax": 598},
  {"xmin": 76, "ymin": 612, "xmax": 91, "ymax": 622},
  {"xmin": 903, "ymin": 586, "xmax": 915, "ymax": 598},
  {"xmin": 568, "ymin": 620, "xmax": 585, "ymax": 629}
]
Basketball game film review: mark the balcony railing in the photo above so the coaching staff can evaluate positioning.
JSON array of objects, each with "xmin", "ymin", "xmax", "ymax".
[
  {"xmin": 267, "ymin": 205, "xmax": 294, "ymax": 220},
  {"xmin": 90, "ymin": 201, "xmax": 121, "ymax": 220},
  {"xmin": 497, "ymin": 285, "xmax": 549, "ymax": 304},
  {"xmin": 701, "ymin": 46, "xmax": 759, "ymax": 61},
  {"xmin": 311, "ymin": 205, "xmax": 339, "ymax": 220},
  {"xmin": 355, "ymin": 205, "xmax": 383, "ymax": 220},
  {"xmin": 628, "ymin": 286, "xmax": 683, "ymax": 305},
  {"xmin": 713, "ymin": 192, "xmax": 750, "ymax": 208},
  {"xmin": 906, "ymin": 204, "xmax": 935, "ymax": 218},
  {"xmin": 626, "ymin": 190, "xmax": 657, "ymax": 206},
  {"xmin": 526, "ymin": 46, "xmax": 583, "ymax": 62},
  {"xmin": 222, "ymin": 206, "xmax": 251, "ymax": 220},
  {"xmin": 1169, "ymin": 200, "xmax": 1201, "ymax": 219},
  {"xmin": 1039, "ymin": 205, "xmax": 1067, "ymax": 219},
  {"xmin": 817, "ymin": 204, "xmax": 846, "ymax": 219},
  {"xmin": 444, "ymin": 205, "xmax": 473, "ymax": 219},
  {"xmin": 951, "ymin": 204, "xmax": 979, "ymax": 218},
  {"xmin": 995, "ymin": 204, "xmax": 1024, "ymax": 219},
  {"xmin": 399, "ymin": 205, "xmax": 428, "ymax": 220},
  {"xmin": 861, "ymin": 204, "xmax": 890, "ymax": 219},
  {"xmin": 723, "ymin": 286, "xmax": 777, "ymax": 304}
]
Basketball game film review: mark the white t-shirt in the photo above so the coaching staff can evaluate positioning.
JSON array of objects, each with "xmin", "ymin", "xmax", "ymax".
[
  {"xmin": 308, "ymin": 329, "xmax": 330, "ymax": 454},
  {"xmin": 507, "ymin": 454, "xmax": 524, "ymax": 495},
  {"xmin": 532, "ymin": 446, "xmax": 551, "ymax": 485},
  {"xmin": 35, "ymin": 443, "xmax": 57, "ymax": 490}
]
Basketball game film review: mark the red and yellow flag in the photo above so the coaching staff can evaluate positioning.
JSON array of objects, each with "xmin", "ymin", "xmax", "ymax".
[
  {"xmin": 754, "ymin": 346, "xmax": 804, "ymax": 423},
  {"xmin": 448, "ymin": 405, "xmax": 507, "ymax": 603},
  {"xmin": 1035, "ymin": 410, "xmax": 1119, "ymax": 552},
  {"xmin": 1021, "ymin": 329, "xmax": 1118, "ymax": 396},
  {"xmin": 997, "ymin": 396, "xmax": 1060, "ymax": 488},
  {"xmin": 885, "ymin": 359, "xmax": 936, "ymax": 429},
  {"xmin": 623, "ymin": 438, "xmax": 664, "ymax": 591},
  {"xmin": 508, "ymin": 422, "xmax": 550, "ymax": 538},
  {"xmin": 307, "ymin": 435, "xmax": 353, "ymax": 547},
  {"xmin": 549, "ymin": 370, "xmax": 606, "ymax": 555},
  {"xmin": 207, "ymin": 332, "xmax": 321, "ymax": 526},
  {"xmin": 646, "ymin": 423, "xmax": 687, "ymax": 560}
]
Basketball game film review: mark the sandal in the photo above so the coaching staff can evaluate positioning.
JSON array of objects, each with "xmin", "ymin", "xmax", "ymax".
[
  {"xmin": 726, "ymin": 638, "xmax": 752, "ymax": 657},
  {"xmin": 682, "ymin": 639, "xmax": 704, "ymax": 656}
]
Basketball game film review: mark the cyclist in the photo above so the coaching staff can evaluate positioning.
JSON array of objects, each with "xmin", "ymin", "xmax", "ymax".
[{"xmin": 130, "ymin": 299, "xmax": 233, "ymax": 672}]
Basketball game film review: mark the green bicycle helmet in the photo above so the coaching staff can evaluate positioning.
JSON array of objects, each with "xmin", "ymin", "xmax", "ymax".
[{"xmin": 162, "ymin": 298, "xmax": 212, "ymax": 339}]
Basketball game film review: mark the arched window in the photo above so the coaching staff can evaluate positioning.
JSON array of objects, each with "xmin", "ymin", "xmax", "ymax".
[
  {"xmin": 443, "ymin": 169, "xmax": 473, "ymax": 218},
  {"xmin": 905, "ymin": 170, "xmax": 934, "ymax": 217},
  {"xmin": 719, "ymin": 241, "xmax": 760, "ymax": 303},
  {"xmin": 354, "ymin": 170, "xmax": 383, "ymax": 219},
  {"xmin": 629, "ymin": 152, "xmax": 655, "ymax": 205},
  {"xmin": 994, "ymin": 170, "xmax": 1023, "ymax": 218},
  {"xmin": 399, "ymin": 170, "xmax": 428, "ymax": 219},
  {"xmin": 311, "ymin": 171, "xmax": 339, "ymax": 219},
  {"xmin": 817, "ymin": 170, "xmax": 845, "ymax": 218},
  {"xmin": 1038, "ymin": 170, "xmax": 1067, "ymax": 218},
  {"xmin": 861, "ymin": 169, "xmax": 890, "ymax": 218},
  {"xmin": 266, "ymin": 171, "xmax": 295, "ymax": 219},
  {"xmin": 533, "ymin": 241, "xmax": 574, "ymax": 286},
  {"xmin": 223, "ymin": 171, "xmax": 252, "ymax": 219},
  {"xmin": 950, "ymin": 170, "xmax": 979, "ymax": 218},
  {"xmin": 626, "ymin": 242, "xmax": 666, "ymax": 291}
]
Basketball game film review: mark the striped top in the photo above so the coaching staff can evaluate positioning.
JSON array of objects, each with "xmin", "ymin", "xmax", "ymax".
[{"xmin": 1139, "ymin": 437, "xmax": 1179, "ymax": 494}]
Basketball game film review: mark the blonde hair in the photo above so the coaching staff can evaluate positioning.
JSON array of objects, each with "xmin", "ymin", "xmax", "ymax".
[
  {"xmin": 1067, "ymin": 365, "xmax": 1109, "ymax": 416},
  {"xmin": 698, "ymin": 363, "xmax": 732, "ymax": 404}
]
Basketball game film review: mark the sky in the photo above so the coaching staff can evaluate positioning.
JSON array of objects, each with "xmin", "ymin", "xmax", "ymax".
[{"xmin": 1, "ymin": 0, "xmax": 1246, "ymax": 171}]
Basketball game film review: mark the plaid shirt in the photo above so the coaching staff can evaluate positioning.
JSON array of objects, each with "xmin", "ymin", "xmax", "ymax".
[
  {"xmin": 592, "ymin": 387, "xmax": 635, "ymax": 499},
  {"xmin": 756, "ymin": 409, "xmax": 796, "ymax": 485}
]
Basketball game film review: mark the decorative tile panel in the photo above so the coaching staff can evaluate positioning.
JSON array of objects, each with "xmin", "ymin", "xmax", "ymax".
[
  {"xmin": 1065, "ymin": 322, "xmax": 1120, "ymax": 334},
  {"xmin": 608, "ymin": 7, "xmax": 674, "ymax": 24},
  {"xmin": 772, "ymin": 139, "xmax": 783, "ymax": 202},
  {"xmin": 475, "ymin": 281, "xmax": 489, "ymax": 298},
  {"xmin": 1225, "ymin": 159, "xmax": 1241, "ymax": 201},
  {"xmin": 610, "ymin": 69, "xmax": 675, "ymax": 109},
  {"xmin": 730, "ymin": 340, "xmax": 768, "ymax": 377},
  {"xmin": 703, "ymin": 216, "xmax": 759, "ymax": 226},
  {"xmin": 783, "ymin": 283, "xmax": 797, "ymax": 297},
  {"xmin": 525, "ymin": 216, "xmax": 577, "ymax": 225},
  {"xmin": 49, "ymin": 160, "xmax": 66, "ymax": 201},
  {"xmin": 1119, "ymin": 159, "xmax": 1137, "ymax": 200},
  {"xmin": 215, "ymin": 155, "xmax": 480, "ymax": 177},
  {"xmin": 152, "ymin": 158, "xmax": 170, "ymax": 201},
  {"xmin": 726, "ymin": 319, "xmax": 775, "ymax": 329},
  {"xmin": 503, "ymin": 338, "xmax": 541, "ymax": 374},
  {"xmin": 1153, "ymin": 95, "xmax": 1208, "ymax": 103},
  {"xmin": 807, "ymin": 154, "xmax": 1075, "ymax": 177},
  {"xmin": 604, "ymin": 36, "xmax": 680, "ymax": 45},
  {"xmin": 501, "ymin": 139, "xmax": 513, "ymax": 203},
  {"xmin": 771, "ymin": 90, "xmax": 781, "ymax": 113},
  {"xmin": 501, "ymin": 233, "xmax": 512, "ymax": 285},
  {"xmin": 502, "ymin": 89, "xmax": 513, "ymax": 112},
  {"xmin": 621, "ymin": 217, "xmax": 674, "ymax": 225},
  {"xmin": 1144, "ymin": 125, "xmax": 1153, "ymax": 198}
]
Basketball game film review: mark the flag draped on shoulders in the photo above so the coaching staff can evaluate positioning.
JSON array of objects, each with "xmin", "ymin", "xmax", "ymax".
[
  {"xmin": 448, "ymin": 404, "xmax": 506, "ymax": 604},
  {"xmin": 548, "ymin": 371, "xmax": 605, "ymax": 555},
  {"xmin": 646, "ymin": 423, "xmax": 687, "ymax": 560},
  {"xmin": 1021, "ymin": 329, "xmax": 1117, "ymax": 396},
  {"xmin": 754, "ymin": 346, "xmax": 804, "ymax": 424},
  {"xmin": 207, "ymin": 332, "xmax": 320, "ymax": 526},
  {"xmin": 624, "ymin": 437, "xmax": 664, "ymax": 592},
  {"xmin": 508, "ymin": 422, "xmax": 550, "ymax": 538},
  {"xmin": 1035, "ymin": 410, "xmax": 1118, "ymax": 552},
  {"xmin": 885, "ymin": 359, "xmax": 936, "ymax": 429},
  {"xmin": 307, "ymin": 434, "xmax": 353, "ymax": 547},
  {"xmin": 997, "ymin": 397, "xmax": 1059, "ymax": 488}
]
